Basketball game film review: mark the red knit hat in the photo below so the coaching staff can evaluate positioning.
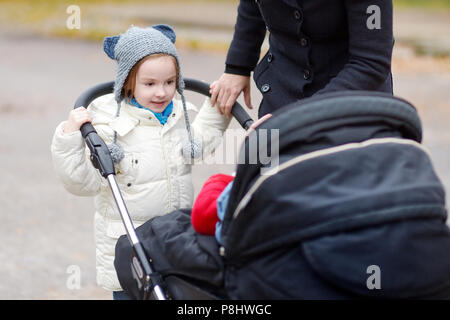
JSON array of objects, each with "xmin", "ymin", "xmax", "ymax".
[{"xmin": 191, "ymin": 174, "xmax": 234, "ymax": 235}]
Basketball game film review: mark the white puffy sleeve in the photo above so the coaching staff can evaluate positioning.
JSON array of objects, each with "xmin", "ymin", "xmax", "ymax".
[
  {"xmin": 50, "ymin": 121, "xmax": 106, "ymax": 196},
  {"xmin": 191, "ymin": 97, "xmax": 231, "ymax": 157}
]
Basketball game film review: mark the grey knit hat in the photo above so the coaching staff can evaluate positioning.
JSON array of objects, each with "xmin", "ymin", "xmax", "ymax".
[
  {"xmin": 103, "ymin": 25, "xmax": 201, "ymax": 161},
  {"xmin": 103, "ymin": 24, "xmax": 184, "ymax": 102}
]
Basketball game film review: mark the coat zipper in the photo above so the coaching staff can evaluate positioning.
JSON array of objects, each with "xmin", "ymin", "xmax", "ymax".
[{"xmin": 160, "ymin": 130, "xmax": 172, "ymax": 211}]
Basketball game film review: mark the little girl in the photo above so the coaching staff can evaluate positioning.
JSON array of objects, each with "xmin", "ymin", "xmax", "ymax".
[{"xmin": 51, "ymin": 25, "xmax": 230, "ymax": 298}]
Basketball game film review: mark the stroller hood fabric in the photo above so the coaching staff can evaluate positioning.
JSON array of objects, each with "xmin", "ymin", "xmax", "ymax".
[
  {"xmin": 115, "ymin": 91, "xmax": 450, "ymax": 299},
  {"xmin": 222, "ymin": 91, "xmax": 430, "ymax": 258}
]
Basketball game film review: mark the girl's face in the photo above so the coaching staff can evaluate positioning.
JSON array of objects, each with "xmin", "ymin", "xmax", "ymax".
[{"xmin": 134, "ymin": 55, "xmax": 177, "ymax": 113}]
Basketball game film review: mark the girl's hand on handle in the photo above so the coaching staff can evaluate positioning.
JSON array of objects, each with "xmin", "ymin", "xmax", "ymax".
[
  {"xmin": 63, "ymin": 107, "xmax": 93, "ymax": 134},
  {"xmin": 209, "ymin": 73, "xmax": 253, "ymax": 118}
]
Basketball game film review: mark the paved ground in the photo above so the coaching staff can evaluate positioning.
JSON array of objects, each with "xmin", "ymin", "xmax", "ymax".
[{"xmin": 0, "ymin": 2, "xmax": 449, "ymax": 300}]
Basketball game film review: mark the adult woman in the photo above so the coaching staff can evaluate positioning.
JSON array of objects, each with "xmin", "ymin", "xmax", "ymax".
[{"xmin": 210, "ymin": 0, "xmax": 394, "ymax": 118}]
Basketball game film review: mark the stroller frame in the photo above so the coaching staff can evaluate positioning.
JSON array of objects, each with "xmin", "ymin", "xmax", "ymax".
[{"xmin": 73, "ymin": 78, "xmax": 253, "ymax": 300}]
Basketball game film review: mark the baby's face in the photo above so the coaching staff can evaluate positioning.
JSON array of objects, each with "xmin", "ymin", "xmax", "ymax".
[{"xmin": 134, "ymin": 55, "xmax": 177, "ymax": 113}]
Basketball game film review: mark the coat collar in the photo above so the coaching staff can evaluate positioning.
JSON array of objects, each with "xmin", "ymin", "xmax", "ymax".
[{"xmin": 109, "ymin": 98, "xmax": 197, "ymax": 137}]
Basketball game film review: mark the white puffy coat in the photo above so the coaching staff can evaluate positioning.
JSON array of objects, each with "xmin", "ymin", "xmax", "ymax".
[{"xmin": 51, "ymin": 94, "xmax": 230, "ymax": 291}]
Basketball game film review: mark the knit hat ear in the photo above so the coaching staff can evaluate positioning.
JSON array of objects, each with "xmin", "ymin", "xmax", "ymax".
[
  {"xmin": 103, "ymin": 35, "xmax": 120, "ymax": 59},
  {"xmin": 152, "ymin": 24, "xmax": 176, "ymax": 43}
]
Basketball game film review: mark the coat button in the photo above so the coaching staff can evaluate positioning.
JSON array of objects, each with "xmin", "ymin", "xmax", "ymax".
[
  {"xmin": 303, "ymin": 69, "xmax": 312, "ymax": 80},
  {"xmin": 300, "ymin": 37, "xmax": 309, "ymax": 47},
  {"xmin": 261, "ymin": 84, "xmax": 271, "ymax": 93},
  {"xmin": 294, "ymin": 10, "xmax": 302, "ymax": 21},
  {"xmin": 267, "ymin": 53, "xmax": 273, "ymax": 63}
]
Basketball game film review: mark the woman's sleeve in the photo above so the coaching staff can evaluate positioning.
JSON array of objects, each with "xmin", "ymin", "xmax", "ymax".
[
  {"xmin": 51, "ymin": 121, "xmax": 106, "ymax": 196},
  {"xmin": 317, "ymin": 0, "xmax": 394, "ymax": 93},
  {"xmin": 191, "ymin": 98, "xmax": 231, "ymax": 158},
  {"xmin": 225, "ymin": 0, "xmax": 267, "ymax": 76}
]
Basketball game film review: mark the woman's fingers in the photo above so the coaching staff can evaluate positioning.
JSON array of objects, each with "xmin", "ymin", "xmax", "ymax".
[
  {"xmin": 224, "ymin": 89, "xmax": 239, "ymax": 118},
  {"xmin": 216, "ymin": 86, "xmax": 226, "ymax": 115},
  {"xmin": 210, "ymin": 73, "xmax": 251, "ymax": 116},
  {"xmin": 209, "ymin": 81, "xmax": 219, "ymax": 106},
  {"xmin": 244, "ymin": 113, "xmax": 272, "ymax": 138}
]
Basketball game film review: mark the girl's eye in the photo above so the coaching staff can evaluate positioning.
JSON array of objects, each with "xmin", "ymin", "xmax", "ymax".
[
  {"xmin": 167, "ymin": 80, "xmax": 175, "ymax": 85},
  {"xmin": 146, "ymin": 83, "xmax": 153, "ymax": 86}
]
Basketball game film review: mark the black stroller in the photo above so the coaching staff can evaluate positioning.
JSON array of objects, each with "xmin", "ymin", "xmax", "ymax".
[{"xmin": 76, "ymin": 81, "xmax": 450, "ymax": 300}]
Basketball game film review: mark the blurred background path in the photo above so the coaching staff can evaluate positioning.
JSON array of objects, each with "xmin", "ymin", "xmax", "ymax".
[{"xmin": 0, "ymin": 0, "xmax": 449, "ymax": 299}]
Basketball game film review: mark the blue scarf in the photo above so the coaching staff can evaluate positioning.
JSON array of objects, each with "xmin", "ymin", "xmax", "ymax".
[{"xmin": 130, "ymin": 97, "xmax": 173, "ymax": 125}]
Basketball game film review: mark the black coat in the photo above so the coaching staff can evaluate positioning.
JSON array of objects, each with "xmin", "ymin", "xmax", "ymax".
[{"xmin": 226, "ymin": 0, "xmax": 394, "ymax": 117}]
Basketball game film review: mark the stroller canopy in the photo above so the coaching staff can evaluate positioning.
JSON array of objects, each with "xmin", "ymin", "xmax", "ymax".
[
  {"xmin": 219, "ymin": 91, "xmax": 450, "ymax": 298},
  {"xmin": 116, "ymin": 91, "xmax": 450, "ymax": 299}
]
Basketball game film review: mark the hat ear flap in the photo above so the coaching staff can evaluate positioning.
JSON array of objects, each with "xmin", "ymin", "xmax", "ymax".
[
  {"xmin": 103, "ymin": 35, "xmax": 120, "ymax": 59},
  {"xmin": 152, "ymin": 24, "xmax": 176, "ymax": 43}
]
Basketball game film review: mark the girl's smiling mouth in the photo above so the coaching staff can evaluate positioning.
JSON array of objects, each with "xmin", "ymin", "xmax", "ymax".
[{"xmin": 151, "ymin": 101, "xmax": 167, "ymax": 108}]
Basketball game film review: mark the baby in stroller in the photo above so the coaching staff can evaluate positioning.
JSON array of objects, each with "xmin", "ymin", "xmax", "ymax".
[{"xmin": 115, "ymin": 90, "xmax": 450, "ymax": 300}]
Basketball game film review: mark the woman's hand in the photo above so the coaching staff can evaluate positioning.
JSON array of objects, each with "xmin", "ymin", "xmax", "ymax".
[
  {"xmin": 244, "ymin": 113, "xmax": 272, "ymax": 138},
  {"xmin": 63, "ymin": 107, "xmax": 92, "ymax": 134},
  {"xmin": 210, "ymin": 73, "xmax": 253, "ymax": 117}
]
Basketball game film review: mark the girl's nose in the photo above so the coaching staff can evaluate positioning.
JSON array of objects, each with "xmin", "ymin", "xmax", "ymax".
[{"xmin": 155, "ymin": 85, "xmax": 166, "ymax": 98}]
